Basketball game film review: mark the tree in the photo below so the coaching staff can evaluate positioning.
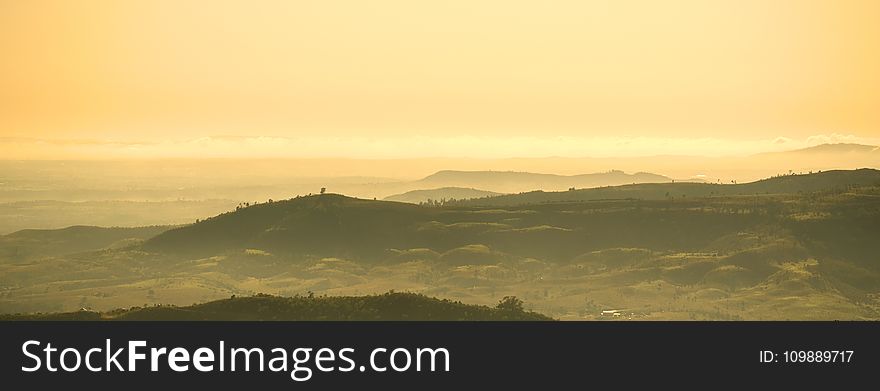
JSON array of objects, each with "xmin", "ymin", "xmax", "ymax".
[{"xmin": 496, "ymin": 296, "xmax": 524, "ymax": 312}]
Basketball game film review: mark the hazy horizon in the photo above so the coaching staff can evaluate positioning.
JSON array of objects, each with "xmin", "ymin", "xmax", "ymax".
[
  {"xmin": 2, "ymin": 140, "xmax": 877, "ymax": 183},
  {"xmin": 2, "ymin": 134, "xmax": 879, "ymax": 160}
]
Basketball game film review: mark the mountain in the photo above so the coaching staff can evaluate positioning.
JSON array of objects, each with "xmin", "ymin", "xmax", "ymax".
[
  {"xmin": 0, "ymin": 292, "xmax": 552, "ymax": 321},
  {"xmin": 414, "ymin": 170, "xmax": 671, "ymax": 193},
  {"xmin": 383, "ymin": 187, "xmax": 502, "ymax": 204},
  {"xmin": 455, "ymin": 168, "xmax": 880, "ymax": 207}
]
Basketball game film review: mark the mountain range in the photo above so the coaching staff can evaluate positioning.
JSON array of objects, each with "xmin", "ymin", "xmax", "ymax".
[
  {"xmin": 143, "ymin": 169, "xmax": 880, "ymax": 259},
  {"xmin": 3, "ymin": 168, "xmax": 880, "ymax": 319}
]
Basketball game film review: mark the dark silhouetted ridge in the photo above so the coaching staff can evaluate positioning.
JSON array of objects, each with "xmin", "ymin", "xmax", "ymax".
[
  {"xmin": 142, "ymin": 194, "xmax": 431, "ymax": 257},
  {"xmin": 1, "ymin": 292, "xmax": 552, "ymax": 321}
]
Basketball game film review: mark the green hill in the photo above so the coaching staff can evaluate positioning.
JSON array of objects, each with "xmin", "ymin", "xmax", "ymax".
[
  {"xmin": 142, "ymin": 194, "xmax": 434, "ymax": 257},
  {"xmin": 0, "ymin": 292, "xmax": 552, "ymax": 321}
]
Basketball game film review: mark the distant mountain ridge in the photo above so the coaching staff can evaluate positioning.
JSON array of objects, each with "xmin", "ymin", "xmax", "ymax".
[
  {"xmin": 776, "ymin": 143, "xmax": 878, "ymax": 154},
  {"xmin": 456, "ymin": 168, "xmax": 880, "ymax": 206},
  {"xmin": 414, "ymin": 169, "xmax": 672, "ymax": 193},
  {"xmin": 756, "ymin": 143, "xmax": 880, "ymax": 156}
]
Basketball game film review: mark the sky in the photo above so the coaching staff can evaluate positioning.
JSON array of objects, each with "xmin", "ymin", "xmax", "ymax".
[{"xmin": 1, "ymin": 0, "xmax": 879, "ymax": 159}]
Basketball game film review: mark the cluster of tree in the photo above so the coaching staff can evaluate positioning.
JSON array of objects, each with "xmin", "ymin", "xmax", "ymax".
[
  {"xmin": 418, "ymin": 198, "xmax": 459, "ymax": 207},
  {"xmin": 1, "ymin": 292, "xmax": 553, "ymax": 321}
]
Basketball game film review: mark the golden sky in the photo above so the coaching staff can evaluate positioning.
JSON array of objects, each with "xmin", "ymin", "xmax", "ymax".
[{"xmin": 1, "ymin": 0, "xmax": 878, "ymax": 159}]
